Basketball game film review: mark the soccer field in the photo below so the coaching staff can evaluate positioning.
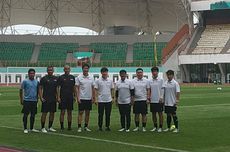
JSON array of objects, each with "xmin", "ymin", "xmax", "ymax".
[{"xmin": 0, "ymin": 85, "xmax": 230, "ymax": 152}]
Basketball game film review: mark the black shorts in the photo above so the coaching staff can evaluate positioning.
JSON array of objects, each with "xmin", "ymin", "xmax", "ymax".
[
  {"xmin": 78, "ymin": 100, "xmax": 92, "ymax": 111},
  {"xmin": 21, "ymin": 101, "xmax": 37, "ymax": 115},
  {"xmin": 133, "ymin": 101, "xmax": 148, "ymax": 114},
  {"xmin": 58, "ymin": 99, "xmax": 74, "ymax": 111},
  {"xmin": 41, "ymin": 101, "xmax": 57, "ymax": 113},
  {"xmin": 150, "ymin": 103, "xmax": 163, "ymax": 113},
  {"xmin": 165, "ymin": 106, "xmax": 177, "ymax": 114}
]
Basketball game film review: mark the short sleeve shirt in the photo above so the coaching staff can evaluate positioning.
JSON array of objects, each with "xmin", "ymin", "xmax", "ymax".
[
  {"xmin": 132, "ymin": 78, "xmax": 150, "ymax": 101},
  {"xmin": 95, "ymin": 77, "xmax": 114, "ymax": 103},
  {"xmin": 163, "ymin": 79, "xmax": 180, "ymax": 106},
  {"xmin": 149, "ymin": 77, "xmax": 164, "ymax": 103},
  {"xmin": 75, "ymin": 74, "xmax": 94, "ymax": 100},
  {"xmin": 115, "ymin": 79, "xmax": 134, "ymax": 104},
  {"xmin": 39, "ymin": 75, "xmax": 58, "ymax": 101},
  {"xmin": 21, "ymin": 79, "xmax": 39, "ymax": 102},
  {"xmin": 58, "ymin": 74, "xmax": 75, "ymax": 99}
]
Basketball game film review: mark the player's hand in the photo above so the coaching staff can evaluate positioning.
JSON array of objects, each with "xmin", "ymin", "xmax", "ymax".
[
  {"xmin": 175, "ymin": 100, "xmax": 179, "ymax": 106},
  {"xmin": 147, "ymin": 96, "xmax": 151, "ymax": 101},
  {"xmin": 41, "ymin": 98, "xmax": 46, "ymax": 103},
  {"xmin": 57, "ymin": 97, "xmax": 61, "ymax": 103},
  {"xmin": 77, "ymin": 97, "xmax": 81, "ymax": 104},
  {"xmin": 147, "ymin": 100, "xmax": 150, "ymax": 104},
  {"xmin": 159, "ymin": 98, "xmax": 163, "ymax": 103}
]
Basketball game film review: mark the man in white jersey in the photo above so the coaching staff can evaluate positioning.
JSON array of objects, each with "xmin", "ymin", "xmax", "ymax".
[
  {"xmin": 149, "ymin": 67, "xmax": 164, "ymax": 132},
  {"xmin": 163, "ymin": 70, "xmax": 180, "ymax": 133},
  {"xmin": 76, "ymin": 63, "xmax": 95, "ymax": 132},
  {"xmin": 132, "ymin": 68, "xmax": 150, "ymax": 132},
  {"xmin": 115, "ymin": 70, "xmax": 134, "ymax": 132},
  {"xmin": 95, "ymin": 67, "xmax": 114, "ymax": 131}
]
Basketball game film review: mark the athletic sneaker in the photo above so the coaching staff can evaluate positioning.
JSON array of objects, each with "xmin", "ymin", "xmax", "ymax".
[
  {"xmin": 173, "ymin": 128, "xmax": 179, "ymax": 133},
  {"xmin": 163, "ymin": 128, "xmax": 170, "ymax": 132},
  {"xmin": 150, "ymin": 127, "xmax": 157, "ymax": 132},
  {"xmin": 125, "ymin": 129, "xmax": 130, "ymax": 132},
  {"xmin": 157, "ymin": 128, "xmax": 162, "ymax": 133},
  {"xmin": 31, "ymin": 129, "xmax": 40, "ymax": 133},
  {"xmin": 48, "ymin": 127, "xmax": 56, "ymax": 132},
  {"xmin": 77, "ymin": 127, "xmax": 82, "ymax": 132},
  {"xmin": 84, "ymin": 127, "xmax": 92, "ymax": 132},
  {"xmin": 142, "ymin": 127, "xmax": 146, "ymax": 132},
  {"xmin": 41, "ymin": 128, "xmax": 48, "ymax": 133},
  {"xmin": 118, "ymin": 128, "xmax": 125, "ymax": 132},
  {"xmin": 23, "ymin": 129, "xmax": 28, "ymax": 134},
  {"xmin": 133, "ymin": 127, "xmax": 139, "ymax": 132}
]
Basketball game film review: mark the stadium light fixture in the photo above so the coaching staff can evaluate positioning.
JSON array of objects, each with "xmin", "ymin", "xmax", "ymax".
[
  {"xmin": 153, "ymin": 31, "xmax": 161, "ymax": 66},
  {"xmin": 153, "ymin": 30, "xmax": 175, "ymax": 66}
]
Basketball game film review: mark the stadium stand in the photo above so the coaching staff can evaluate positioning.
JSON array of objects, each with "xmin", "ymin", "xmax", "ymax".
[
  {"xmin": 0, "ymin": 42, "xmax": 34, "ymax": 61},
  {"xmin": 133, "ymin": 42, "xmax": 167, "ymax": 65},
  {"xmin": 90, "ymin": 43, "xmax": 128, "ymax": 61},
  {"xmin": 192, "ymin": 24, "xmax": 230, "ymax": 54},
  {"xmin": 38, "ymin": 43, "xmax": 79, "ymax": 61}
]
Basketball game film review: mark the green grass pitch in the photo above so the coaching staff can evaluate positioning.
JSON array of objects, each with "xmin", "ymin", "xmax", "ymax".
[{"xmin": 0, "ymin": 85, "xmax": 230, "ymax": 152}]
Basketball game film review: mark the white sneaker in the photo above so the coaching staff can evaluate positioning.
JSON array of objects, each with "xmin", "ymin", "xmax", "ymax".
[
  {"xmin": 31, "ymin": 128, "xmax": 40, "ymax": 133},
  {"xmin": 41, "ymin": 128, "xmax": 47, "ymax": 133},
  {"xmin": 173, "ymin": 128, "xmax": 179, "ymax": 133},
  {"xmin": 84, "ymin": 127, "xmax": 92, "ymax": 132},
  {"xmin": 125, "ymin": 129, "xmax": 130, "ymax": 132},
  {"xmin": 23, "ymin": 129, "xmax": 28, "ymax": 134},
  {"xmin": 142, "ymin": 127, "xmax": 146, "ymax": 132},
  {"xmin": 133, "ymin": 127, "xmax": 139, "ymax": 132},
  {"xmin": 150, "ymin": 127, "xmax": 157, "ymax": 132},
  {"xmin": 157, "ymin": 128, "xmax": 162, "ymax": 133},
  {"xmin": 163, "ymin": 128, "xmax": 170, "ymax": 132},
  {"xmin": 118, "ymin": 128, "xmax": 125, "ymax": 132},
  {"xmin": 77, "ymin": 127, "xmax": 82, "ymax": 132},
  {"xmin": 48, "ymin": 127, "xmax": 56, "ymax": 132}
]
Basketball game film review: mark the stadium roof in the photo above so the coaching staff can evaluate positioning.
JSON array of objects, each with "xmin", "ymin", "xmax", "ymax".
[{"xmin": 0, "ymin": 0, "xmax": 189, "ymax": 34}]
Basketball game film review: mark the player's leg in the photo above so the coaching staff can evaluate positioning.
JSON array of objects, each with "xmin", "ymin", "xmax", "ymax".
[
  {"xmin": 98, "ymin": 103, "xmax": 104, "ymax": 130},
  {"xmin": 125, "ymin": 104, "xmax": 131, "ymax": 132},
  {"xmin": 105, "ymin": 102, "xmax": 112, "ymax": 131},
  {"xmin": 84, "ymin": 100, "xmax": 92, "ymax": 131},
  {"xmin": 118, "ymin": 104, "xmax": 125, "ymax": 131}
]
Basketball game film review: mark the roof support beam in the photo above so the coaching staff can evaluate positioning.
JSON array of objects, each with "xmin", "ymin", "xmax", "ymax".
[
  {"xmin": 38, "ymin": 0, "xmax": 64, "ymax": 35},
  {"xmin": 0, "ymin": 0, "xmax": 13, "ymax": 34},
  {"xmin": 91, "ymin": 0, "xmax": 104, "ymax": 35}
]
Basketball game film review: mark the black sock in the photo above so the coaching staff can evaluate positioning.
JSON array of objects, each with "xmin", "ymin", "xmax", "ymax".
[
  {"xmin": 84, "ymin": 123, "xmax": 88, "ymax": 128},
  {"xmin": 41, "ymin": 122, "xmax": 45, "ymax": 128},
  {"xmin": 30, "ymin": 115, "xmax": 35, "ymax": 130},
  {"xmin": 167, "ymin": 115, "xmax": 171, "ymax": 128},
  {"xmin": 135, "ymin": 121, "xmax": 139, "ymax": 127},
  {"xmin": 173, "ymin": 115, "xmax": 178, "ymax": 129},
  {"xmin": 142, "ymin": 122, "xmax": 146, "ymax": 128},
  {"xmin": 23, "ymin": 114, "xmax": 28, "ymax": 129},
  {"xmin": 48, "ymin": 121, "xmax": 53, "ymax": 128},
  {"xmin": 60, "ymin": 122, "xmax": 64, "ymax": 129},
  {"xmin": 159, "ymin": 124, "xmax": 163, "ymax": 128},
  {"xmin": 78, "ymin": 124, "xmax": 81, "ymax": 128},
  {"xmin": 154, "ymin": 123, "xmax": 157, "ymax": 128},
  {"xmin": 68, "ymin": 122, "xmax": 72, "ymax": 129}
]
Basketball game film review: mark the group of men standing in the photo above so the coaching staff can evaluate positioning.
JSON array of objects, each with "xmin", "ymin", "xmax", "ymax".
[{"xmin": 19, "ymin": 64, "xmax": 180, "ymax": 134}]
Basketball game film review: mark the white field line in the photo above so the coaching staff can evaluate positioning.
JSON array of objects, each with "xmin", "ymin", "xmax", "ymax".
[
  {"xmin": 180, "ymin": 103, "xmax": 230, "ymax": 108},
  {"xmin": 0, "ymin": 126, "xmax": 189, "ymax": 152}
]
